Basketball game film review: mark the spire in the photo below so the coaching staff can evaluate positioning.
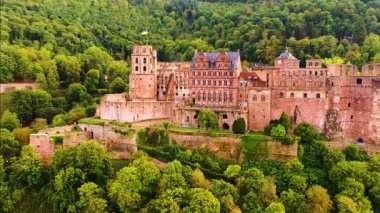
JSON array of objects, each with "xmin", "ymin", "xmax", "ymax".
[{"xmin": 285, "ymin": 46, "xmax": 289, "ymax": 52}]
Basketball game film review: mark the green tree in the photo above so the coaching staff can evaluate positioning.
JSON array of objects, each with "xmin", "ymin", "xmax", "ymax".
[
  {"xmin": 52, "ymin": 114, "xmax": 67, "ymax": 127},
  {"xmin": 109, "ymin": 77, "xmax": 126, "ymax": 93},
  {"xmin": 108, "ymin": 166, "xmax": 143, "ymax": 211},
  {"xmin": 84, "ymin": 69, "xmax": 101, "ymax": 93},
  {"xmin": 0, "ymin": 52, "xmax": 16, "ymax": 83},
  {"xmin": 81, "ymin": 46, "xmax": 112, "ymax": 73},
  {"xmin": 271, "ymin": 124, "xmax": 286, "ymax": 140},
  {"xmin": 0, "ymin": 110, "xmax": 21, "ymax": 131},
  {"xmin": 323, "ymin": 56, "xmax": 344, "ymax": 66},
  {"xmin": 11, "ymin": 145, "xmax": 43, "ymax": 187},
  {"xmin": 306, "ymin": 185, "xmax": 333, "ymax": 213},
  {"xmin": 191, "ymin": 168, "xmax": 211, "ymax": 189},
  {"xmin": 197, "ymin": 109, "xmax": 219, "ymax": 130},
  {"xmin": 0, "ymin": 128, "xmax": 19, "ymax": 159},
  {"xmin": 232, "ymin": 118, "xmax": 246, "ymax": 134},
  {"xmin": 260, "ymin": 177, "xmax": 279, "ymax": 207},
  {"xmin": 55, "ymin": 55, "xmax": 81, "ymax": 87},
  {"xmin": 280, "ymin": 189, "xmax": 306, "ymax": 213},
  {"xmin": 52, "ymin": 141, "xmax": 112, "ymax": 186},
  {"xmin": 343, "ymin": 144, "xmax": 368, "ymax": 161},
  {"xmin": 323, "ymin": 148, "xmax": 346, "ymax": 170},
  {"xmin": 107, "ymin": 60, "xmax": 130, "ymax": 82},
  {"xmin": 66, "ymin": 106, "xmax": 87, "ymax": 124},
  {"xmin": 289, "ymin": 175, "xmax": 307, "ymax": 193},
  {"xmin": 31, "ymin": 118, "xmax": 48, "ymax": 132},
  {"xmin": 265, "ymin": 202, "xmax": 285, "ymax": 213},
  {"xmin": 279, "ymin": 112, "xmax": 292, "ymax": 134},
  {"xmin": 183, "ymin": 188, "xmax": 220, "ymax": 213},
  {"xmin": 35, "ymin": 60, "xmax": 59, "ymax": 92},
  {"xmin": 76, "ymin": 182, "xmax": 107, "ymax": 213},
  {"xmin": 10, "ymin": 90, "xmax": 52, "ymax": 125},
  {"xmin": 336, "ymin": 195, "xmax": 359, "ymax": 213},
  {"xmin": 224, "ymin": 164, "xmax": 241, "ymax": 180},
  {"xmin": 294, "ymin": 122, "xmax": 322, "ymax": 144},
  {"xmin": 65, "ymin": 83, "xmax": 93, "ymax": 108},
  {"xmin": 12, "ymin": 127, "xmax": 31, "ymax": 145}
]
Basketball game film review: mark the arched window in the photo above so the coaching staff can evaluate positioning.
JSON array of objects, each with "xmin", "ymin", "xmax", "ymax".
[
  {"xmin": 143, "ymin": 58, "xmax": 146, "ymax": 64},
  {"xmin": 261, "ymin": 95, "xmax": 265, "ymax": 102},
  {"xmin": 135, "ymin": 58, "xmax": 138, "ymax": 63},
  {"xmin": 290, "ymin": 93, "xmax": 294, "ymax": 98},
  {"xmin": 253, "ymin": 95, "xmax": 257, "ymax": 101},
  {"xmin": 279, "ymin": 92, "xmax": 284, "ymax": 98},
  {"xmin": 348, "ymin": 102, "xmax": 351, "ymax": 107},
  {"xmin": 316, "ymin": 93, "xmax": 321, "ymax": 98},
  {"xmin": 223, "ymin": 114, "xmax": 228, "ymax": 119},
  {"xmin": 303, "ymin": 93, "xmax": 307, "ymax": 98},
  {"xmin": 135, "ymin": 66, "xmax": 139, "ymax": 71}
]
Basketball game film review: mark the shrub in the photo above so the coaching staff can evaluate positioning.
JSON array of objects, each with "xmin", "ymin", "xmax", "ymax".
[
  {"xmin": 52, "ymin": 114, "xmax": 67, "ymax": 127},
  {"xmin": 66, "ymin": 106, "xmax": 87, "ymax": 124},
  {"xmin": 52, "ymin": 135, "xmax": 63, "ymax": 144},
  {"xmin": 294, "ymin": 122, "xmax": 321, "ymax": 144},
  {"xmin": 85, "ymin": 104, "xmax": 97, "ymax": 117},
  {"xmin": 271, "ymin": 124, "xmax": 286, "ymax": 139},
  {"xmin": 78, "ymin": 118, "xmax": 105, "ymax": 126},
  {"xmin": 232, "ymin": 118, "xmax": 246, "ymax": 134}
]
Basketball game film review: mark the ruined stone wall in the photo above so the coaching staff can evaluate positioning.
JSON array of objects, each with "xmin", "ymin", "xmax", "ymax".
[
  {"xmin": 248, "ymin": 89, "xmax": 271, "ymax": 130},
  {"xmin": 63, "ymin": 132, "xmax": 92, "ymax": 147},
  {"xmin": 270, "ymin": 94, "xmax": 327, "ymax": 131},
  {"xmin": 78, "ymin": 124, "xmax": 137, "ymax": 153},
  {"xmin": 164, "ymin": 130, "xmax": 297, "ymax": 162},
  {"xmin": 97, "ymin": 99, "xmax": 174, "ymax": 123},
  {"xmin": 30, "ymin": 134, "xmax": 55, "ymax": 164},
  {"xmin": 173, "ymin": 107, "xmax": 247, "ymax": 130},
  {"xmin": 0, "ymin": 83, "xmax": 38, "ymax": 93},
  {"xmin": 328, "ymin": 76, "xmax": 376, "ymax": 143},
  {"xmin": 39, "ymin": 125, "xmax": 73, "ymax": 135},
  {"xmin": 268, "ymin": 141, "xmax": 298, "ymax": 162},
  {"xmin": 369, "ymin": 81, "xmax": 380, "ymax": 145},
  {"xmin": 130, "ymin": 118, "xmax": 168, "ymax": 127}
]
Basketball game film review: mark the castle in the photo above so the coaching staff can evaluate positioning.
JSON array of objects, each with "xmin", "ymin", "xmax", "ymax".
[{"xmin": 97, "ymin": 45, "xmax": 380, "ymax": 145}]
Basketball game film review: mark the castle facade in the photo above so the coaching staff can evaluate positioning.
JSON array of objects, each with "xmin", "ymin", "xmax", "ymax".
[{"xmin": 97, "ymin": 45, "xmax": 380, "ymax": 145}]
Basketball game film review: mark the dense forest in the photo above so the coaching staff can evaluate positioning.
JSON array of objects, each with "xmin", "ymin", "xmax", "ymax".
[
  {"xmin": 1, "ymin": 121, "xmax": 380, "ymax": 212},
  {"xmin": 1, "ymin": 0, "xmax": 380, "ymax": 84}
]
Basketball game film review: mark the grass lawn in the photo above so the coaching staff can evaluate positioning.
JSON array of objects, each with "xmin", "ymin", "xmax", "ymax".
[
  {"xmin": 241, "ymin": 131, "xmax": 272, "ymax": 155},
  {"xmin": 153, "ymin": 124, "xmax": 233, "ymax": 135},
  {"xmin": 111, "ymin": 159, "xmax": 129, "ymax": 175},
  {"xmin": 0, "ymin": 92, "xmax": 12, "ymax": 115}
]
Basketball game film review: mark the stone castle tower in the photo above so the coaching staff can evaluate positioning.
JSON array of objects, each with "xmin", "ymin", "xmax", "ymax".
[{"xmin": 129, "ymin": 45, "xmax": 158, "ymax": 100}]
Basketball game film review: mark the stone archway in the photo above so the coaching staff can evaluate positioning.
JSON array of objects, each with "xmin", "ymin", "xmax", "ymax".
[
  {"xmin": 357, "ymin": 138, "xmax": 364, "ymax": 143},
  {"xmin": 222, "ymin": 123, "xmax": 229, "ymax": 130}
]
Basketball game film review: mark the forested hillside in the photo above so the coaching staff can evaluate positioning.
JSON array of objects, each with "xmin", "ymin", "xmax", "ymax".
[{"xmin": 1, "ymin": 0, "xmax": 380, "ymax": 83}]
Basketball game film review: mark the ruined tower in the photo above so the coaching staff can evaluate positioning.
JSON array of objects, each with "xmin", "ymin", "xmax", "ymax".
[{"xmin": 129, "ymin": 45, "xmax": 158, "ymax": 100}]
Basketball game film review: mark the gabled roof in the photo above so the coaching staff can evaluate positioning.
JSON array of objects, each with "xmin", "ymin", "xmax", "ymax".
[
  {"xmin": 239, "ymin": 71, "xmax": 267, "ymax": 82},
  {"xmin": 191, "ymin": 51, "xmax": 240, "ymax": 69},
  {"xmin": 276, "ymin": 47, "xmax": 298, "ymax": 60}
]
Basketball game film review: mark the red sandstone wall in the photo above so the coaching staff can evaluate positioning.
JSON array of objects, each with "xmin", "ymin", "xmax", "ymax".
[
  {"xmin": 164, "ymin": 130, "xmax": 298, "ymax": 162},
  {"xmin": 248, "ymin": 89, "xmax": 271, "ymax": 130},
  {"xmin": 328, "ymin": 76, "xmax": 376, "ymax": 143},
  {"xmin": 30, "ymin": 134, "xmax": 55, "ymax": 164},
  {"xmin": 63, "ymin": 132, "xmax": 92, "ymax": 147},
  {"xmin": 98, "ymin": 99, "xmax": 174, "ymax": 123},
  {"xmin": 270, "ymin": 94, "xmax": 327, "ymax": 131},
  {"xmin": 78, "ymin": 124, "xmax": 137, "ymax": 153}
]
